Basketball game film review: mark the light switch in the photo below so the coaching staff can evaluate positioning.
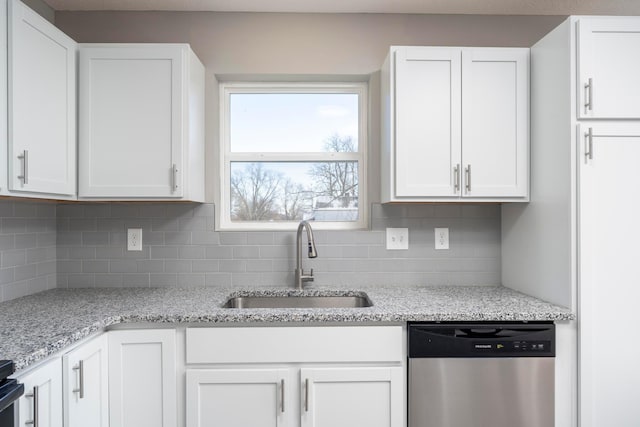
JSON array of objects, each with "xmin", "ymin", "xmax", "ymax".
[{"xmin": 386, "ymin": 228, "xmax": 409, "ymax": 250}]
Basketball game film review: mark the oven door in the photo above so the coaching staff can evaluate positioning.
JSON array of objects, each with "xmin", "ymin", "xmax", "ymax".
[{"xmin": 0, "ymin": 379, "xmax": 25, "ymax": 427}]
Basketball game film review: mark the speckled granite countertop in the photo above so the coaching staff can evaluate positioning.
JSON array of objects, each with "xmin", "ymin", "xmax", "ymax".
[{"xmin": 0, "ymin": 285, "xmax": 573, "ymax": 372}]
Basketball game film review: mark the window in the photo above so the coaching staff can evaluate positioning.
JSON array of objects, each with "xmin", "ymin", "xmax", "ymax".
[{"xmin": 218, "ymin": 82, "xmax": 368, "ymax": 230}]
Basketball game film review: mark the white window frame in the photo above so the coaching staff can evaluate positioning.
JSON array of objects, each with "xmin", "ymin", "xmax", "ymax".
[{"xmin": 217, "ymin": 82, "xmax": 368, "ymax": 231}]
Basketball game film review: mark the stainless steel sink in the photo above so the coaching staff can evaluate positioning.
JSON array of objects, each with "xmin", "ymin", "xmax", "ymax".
[{"xmin": 223, "ymin": 294, "xmax": 373, "ymax": 309}]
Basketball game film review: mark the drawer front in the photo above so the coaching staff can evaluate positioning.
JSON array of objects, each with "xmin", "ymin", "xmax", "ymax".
[{"xmin": 186, "ymin": 326, "xmax": 403, "ymax": 364}]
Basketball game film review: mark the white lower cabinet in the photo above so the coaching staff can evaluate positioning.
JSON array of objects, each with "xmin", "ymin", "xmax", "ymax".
[
  {"xmin": 16, "ymin": 358, "xmax": 63, "ymax": 427},
  {"xmin": 108, "ymin": 329, "xmax": 177, "ymax": 427},
  {"xmin": 185, "ymin": 326, "xmax": 405, "ymax": 427},
  {"xmin": 186, "ymin": 368, "xmax": 289, "ymax": 427},
  {"xmin": 301, "ymin": 367, "xmax": 403, "ymax": 427},
  {"xmin": 62, "ymin": 334, "xmax": 109, "ymax": 427}
]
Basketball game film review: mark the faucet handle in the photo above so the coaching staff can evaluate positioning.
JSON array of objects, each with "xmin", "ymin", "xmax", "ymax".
[{"xmin": 310, "ymin": 268, "xmax": 314, "ymax": 277}]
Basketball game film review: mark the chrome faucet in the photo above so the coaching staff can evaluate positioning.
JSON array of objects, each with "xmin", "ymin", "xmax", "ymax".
[{"xmin": 294, "ymin": 220, "xmax": 318, "ymax": 290}]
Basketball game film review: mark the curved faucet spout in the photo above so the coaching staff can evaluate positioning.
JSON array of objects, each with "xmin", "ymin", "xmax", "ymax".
[{"xmin": 295, "ymin": 220, "xmax": 318, "ymax": 289}]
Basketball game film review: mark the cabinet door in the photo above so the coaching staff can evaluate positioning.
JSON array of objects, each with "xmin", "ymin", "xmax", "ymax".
[
  {"xmin": 578, "ymin": 18, "xmax": 640, "ymax": 119},
  {"xmin": 394, "ymin": 47, "xmax": 461, "ymax": 198},
  {"xmin": 579, "ymin": 123, "xmax": 640, "ymax": 427},
  {"xmin": 63, "ymin": 334, "xmax": 108, "ymax": 427},
  {"xmin": 8, "ymin": 0, "xmax": 76, "ymax": 196},
  {"xmin": 186, "ymin": 369, "xmax": 289, "ymax": 427},
  {"xmin": 109, "ymin": 329, "xmax": 177, "ymax": 427},
  {"xmin": 461, "ymin": 48, "xmax": 529, "ymax": 198},
  {"xmin": 16, "ymin": 358, "xmax": 63, "ymax": 427},
  {"xmin": 78, "ymin": 45, "xmax": 184, "ymax": 198},
  {"xmin": 300, "ymin": 367, "xmax": 403, "ymax": 427}
]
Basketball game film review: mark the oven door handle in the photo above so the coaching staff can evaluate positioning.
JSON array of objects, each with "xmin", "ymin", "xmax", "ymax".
[{"xmin": 0, "ymin": 381, "xmax": 25, "ymax": 413}]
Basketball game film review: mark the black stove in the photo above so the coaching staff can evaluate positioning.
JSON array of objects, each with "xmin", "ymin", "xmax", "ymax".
[{"xmin": 0, "ymin": 360, "xmax": 24, "ymax": 427}]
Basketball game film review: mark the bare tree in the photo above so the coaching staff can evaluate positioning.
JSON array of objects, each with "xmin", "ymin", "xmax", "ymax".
[
  {"xmin": 309, "ymin": 134, "xmax": 358, "ymax": 207},
  {"xmin": 282, "ymin": 180, "xmax": 310, "ymax": 220},
  {"xmin": 231, "ymin": 163, "xmax": 282, "ymax": 220}
]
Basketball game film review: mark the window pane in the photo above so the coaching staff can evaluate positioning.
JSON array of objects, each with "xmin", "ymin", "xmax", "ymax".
[
  {"xmin": 230, "ymin": 162, "xmax": 359, "ymax": 222},
  {"xmin": 230, "ymin": 93, "xmax": 359, "ymax": 153}
]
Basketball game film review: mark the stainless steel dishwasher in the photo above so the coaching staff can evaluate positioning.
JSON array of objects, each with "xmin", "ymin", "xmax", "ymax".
[{"xmin": 408, "ymin": 322, "xmax": 555, "ymax": 427}]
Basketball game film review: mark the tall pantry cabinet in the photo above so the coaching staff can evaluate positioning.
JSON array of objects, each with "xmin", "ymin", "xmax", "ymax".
[{"xmin": 502, "ymin": 16, "xmax": 640, "ymax": 427}]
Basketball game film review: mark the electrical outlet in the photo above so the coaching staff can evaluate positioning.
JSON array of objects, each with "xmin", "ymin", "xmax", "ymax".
[
  {"xmin": 127, "ymin": 228, "xmax": 143, "ymax": 251},
  {"xmin": 386, "ymin": 228, "xmax": 409, "ymax": 250},
  {"xmin": 435, "ymin": 227, "xmax": 449, "ymax": 250}
]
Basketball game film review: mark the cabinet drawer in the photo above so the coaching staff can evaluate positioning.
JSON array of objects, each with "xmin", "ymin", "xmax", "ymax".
[{"xmin": 186, "ymin": 326, "xmax": 403, "ymax": 364}]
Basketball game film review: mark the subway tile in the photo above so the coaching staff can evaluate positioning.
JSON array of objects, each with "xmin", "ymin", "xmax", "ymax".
[
  {"xmin": 13, "ymin": 203, "xmax": 37, "ymax": 217},
  {"xmin": 27, "ymin": 277, "xmax": 48, "ymax": 295},
  {"xmin": 138, "ymin": 204, "xmax": 167, "ymax": 218},
  {"xmin": 178, "ymin": 273, "xmax": 205, "ymax": 288},
  {"xmin": 2, "ymin": 250, "xmax": 26, "ymax": 268},
  {"xmin": 15, "ymin": 264, "xmax": 37, "ymax": 281},
  {"xmin": 3, "ymin": 281, "xmax": 30, "ymax": 301},
  {"xmin": 58, "ymin": 260, "xmax": 82, "ymax": 273},
  {"xmin": 37, "ymin": 232, "xmax": 56, "ymax": 248},
  {"xmin": 204, "ymin": 273, "xmax": 232, "ymax": 287},
  {"xmin": 219, "ymin": 232, "xmax": 247, "ymax": 245},
  {"xmin": 123, "ymin": 274, "xmax": 150, "ymax": 287},
  {"xmin": 0, "ymin": 235, "xmax": 14, "ymax": 250},
  {"xmin": 83, "ymin": 204, "xmax": 111, "ymax": 218},
  {"xmin": 150, "ymin": 273, "xmax": 177, "ymax": 287},
  {"xmin": 36, "ymin": 203, "xmax": 56, "ymax": 218},
  {"xmin": 69, "ymin": 218, "xmax": 97, "ymax": 231},
  {"xmin": 83, "ymin": 260, "xmax": 109, "ymax": 273},
  {"xmin": 165, "ymin": 232, "xmax": 191, "ymax": 245},
  {"xmin": 192, "ymin": 204, "xmax": 214, "ymax": 217},
  {"xmin": 97, "ymin": 218, "xmax": 125, "ymax": 232},
  {"xmin": 259, "ymin": 246, "xmax": 292, "ymax": 259},
  {"xmin": 110, "ymin": 260, "xmax": 138, "ymax": 273},
  {"xmin": 15, "ymin": 234, "xmax": 37, "ymax": 249},
  {"xmin": 246, "ymin": 260, "xmax": 273, "ymax": 272},
  {"xmin": 0, "ymin": 268, "xmax": 15, "ymax": 284},
  {"xmin": 3, "ymin": 218, "xmax": 26, "ymax": 234},
  {"xmin": 165, "ymin": 260, "xmax": 191, "ymax": 273},
  {"xmin": 137, "ymin": 260, "xmax": 164, "ymax": 273},
  {"xmin": 82, "ymin": 232, "xmax": 110, "ymax": 246},
  {"xmin": 67, "ymin": 274, "xmax": 95, "ymax": 288},
  {"xmin": 233, "ymin": 246, "xmax": 260, "ymax": 259},
  {"xmin": 191, "ymin": 232, "xmax": 219, "ymax": 245},
  {"xmin": 27, "ymin": 247, "xmax": 48, "ymax": 263},
  {"xmin": 205, "ymin": 246, "xmax": 233, "ymax": 260},
  {"xmin": 219, "ymin": 260, "xmax": 246, "ymax": 272},
  {"xmin": 192, "ymin": 260, "xmax": 220, "ymax": 272},
  {"xmin": 0, "ymin": 202, "xmax": 13, "ymax": 217},
  {"xmin": 179, "ymin": 246, "xmax": 206, "ymax": 259},
  {"xmin": 57, "ymin": 204, "xmax": 85, "ymax": 218},
  {"xmin": 152, "ymin": 218, "xmax": 179, "ymax": 232},
  {"xmin": 36, "ymin": 261, "xmax": 56, "ymax": 277},
  {"xmin": 178, "ymin": 217, "xmax": 207, "ymax": 231},
  {"xmin": 95, "ymin": 247, "xmax": 123, "ymax": 259},
  {"xmin": 165, "ymin": 204, "xmax": 195, "ymax": 218},
  {"xmin": 142, "ymin": 231, "xmax": 165, "ymax": 246},
  {"xmin": 110, "ymin": 204, "xmax": 140, "ymax": 217},
  {"xmin": 151, "ymin": 246, "xmax": 178, "ymax": 259},
  {"xmin": 95, "ymin": 274, "xmax": 123, "ymax": 288},
  {"xmin": 247, "ymin": 232, "xmax": 274, "ymax": 245}
]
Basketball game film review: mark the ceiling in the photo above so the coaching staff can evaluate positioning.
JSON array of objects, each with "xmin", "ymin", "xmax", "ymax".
[{"xmin": 42, "ymin": 0, "xmax": 640, "ymax": 15}]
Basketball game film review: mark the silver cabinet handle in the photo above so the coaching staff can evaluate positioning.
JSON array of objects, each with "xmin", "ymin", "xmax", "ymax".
[
  {"xmin": 304, "ymin": 378, "xmax": 310, "ymax": 412},
  {"xmin": 280, "ymin": 379, "xmax": 285, "ymax": 413},
  {"xmin": 585, "ymin": 128, "xmax": 593, "ymax": 160},
  {"xmin": 17, "ymin": 150, "xmax": 28, "ymax": 184},
  {"xmin": 25, "ymin": 385, "xmax": 38, "ymax": 427},
  {"xmin": 171, "ymin": 164, "xmax": 178, "ymax": 192},
  {"xmin": 584, "ymin": 77, "xmax": 593, "ymax": 111},
  {"xmin": 453, "ymin": 164, "xmax": 460, "ymax": 193},
  {"xmin": 72, "ymin": 360, "xmax": 84, "ymax": 399},
  {"xmin": 464, "ymin": 165, "xmax": 471, "ymax": 193}
]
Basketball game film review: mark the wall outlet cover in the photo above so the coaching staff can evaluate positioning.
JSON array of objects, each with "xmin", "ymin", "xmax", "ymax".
[
  {"xmin": 435, "ymin": 227, "xmax": 449, "ymax": 250},
  {"xmin": 127, "ymin": 228, "xmax": 143, "ymax": 251},
  {"xmin": 386, "ymin": 228, "xmax": 409, "ymax": 250}
]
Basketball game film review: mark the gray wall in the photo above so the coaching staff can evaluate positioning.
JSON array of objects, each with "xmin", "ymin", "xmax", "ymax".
[
  {"xmin": 56, "ymin": 202, "xmax": 500, "ymax": 288},
  {"xmin": 0, "ymin": 200, "xmax": 56, "ymax": 302},
  {"xmin": 22, "ymin": 0, "xmax": 54, "ymax": 23}
]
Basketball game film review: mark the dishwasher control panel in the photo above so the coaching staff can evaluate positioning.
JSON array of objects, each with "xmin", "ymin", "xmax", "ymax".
[{"xmin": 409, "ymin": 322, "xmax": 555, "ymax": 358}]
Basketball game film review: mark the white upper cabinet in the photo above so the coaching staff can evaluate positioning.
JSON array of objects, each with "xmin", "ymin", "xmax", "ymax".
[
  {"xmin": 7, "ymin": 0, "xmax": 77, "ymax": 198},
  {"xmin": 461, "ymin": 48, "xmax": 529, "ymax": 198},
  {"xmin": 78, "ymin": 44, "xmax": 205, "ymax": 201},
  {"xmin": 578, "ymin": 17, "xmax": 640, "ymax": 119},
  {"xmin": 381, "ymin": 46, "xmax": 529, "ymax": 202},
  {"xmin": 394, "ymin": 47, "xmax": 461, "ymax": 198}
]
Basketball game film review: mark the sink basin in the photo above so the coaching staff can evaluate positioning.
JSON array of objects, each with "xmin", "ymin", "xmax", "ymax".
[{"xmin": 223, "ymin": 294, "xmax": 373, "ymax": 309}]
